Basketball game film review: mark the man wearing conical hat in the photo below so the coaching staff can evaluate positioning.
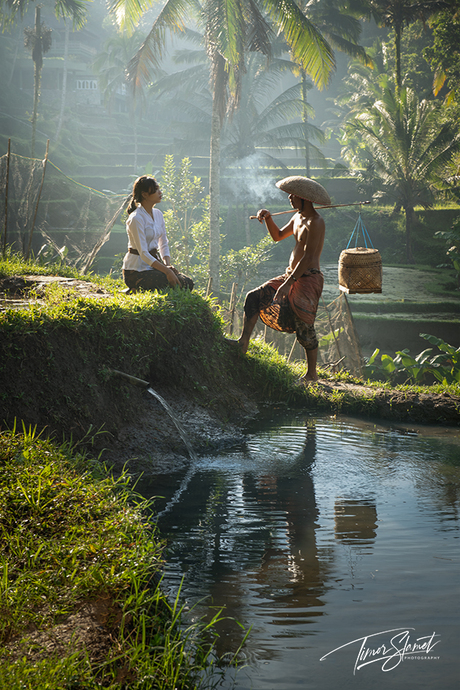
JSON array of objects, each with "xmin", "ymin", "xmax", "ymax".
[{"xmin": 237, "ymin": 175, "xmax": 330, "ymax": 383}]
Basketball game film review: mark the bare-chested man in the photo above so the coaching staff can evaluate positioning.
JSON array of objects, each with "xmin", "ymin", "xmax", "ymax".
[{"xmin": 237, "ymin": 176, "xmax": 331, "ymax": 383}]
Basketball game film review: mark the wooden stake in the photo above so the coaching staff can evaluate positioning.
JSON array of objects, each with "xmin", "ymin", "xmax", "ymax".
[
  {"xmin": 228, "ymin": 282, "xmax": 238, "ymax": 336},
  {"xmin": 26, "ymin": 139, "xmax": 49, "ymax": 260}
]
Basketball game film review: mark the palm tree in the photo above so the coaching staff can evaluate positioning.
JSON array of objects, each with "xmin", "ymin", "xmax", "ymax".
[
  {"xmin": 363, "ymin": 0, "xmax": 450, "ymax": 92},
  {"xmin": 2, "ymin": 0, "xmax": 89, "ymax": 157},
  {"xmin": 221, "ymin": 51, "xmax": 326, "ymax": 240},
  {"xmin": 0, "ymin": 0, "xmax": 88, "ymax": 28},
  {"xmin": 343, "ymin": 87, "xmax": 460, "ymax": 262},
  {"xmin": 152, "ymin": 44, "xmax": 326, "ymax": 241},
  {"xmin": 108, "ymin": 0, "xmax": 336, "ymax": 288},
  {"xmin": 291, "ymin": 0, "xmax": 372, "ymax": 175}
]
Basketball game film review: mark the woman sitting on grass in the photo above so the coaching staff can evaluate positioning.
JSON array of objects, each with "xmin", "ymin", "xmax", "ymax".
[{"xmin": 122, "ymin": 175, "xmax": 194, "ymax": 292}]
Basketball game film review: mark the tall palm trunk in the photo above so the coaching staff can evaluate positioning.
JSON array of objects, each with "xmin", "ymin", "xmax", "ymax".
[
  {"xmin": 55, "ymin": 21, "xmax": 69, "ymax": 142},
  {"xmin": 30, "ymin": 7, "xmax": 43, "ymax": 159},
  {"xmin": 209, "ymin": 80, "xmax": 221, "ymax": 290},
  {"xmin": 404, "ymin": 203, "xmax": 415, "ymax": 263}
]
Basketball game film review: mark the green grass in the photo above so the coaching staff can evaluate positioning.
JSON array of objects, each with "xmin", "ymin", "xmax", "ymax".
[{"xmin": 0, "ymin": 424, "xmax": 239, "ymax": 689}]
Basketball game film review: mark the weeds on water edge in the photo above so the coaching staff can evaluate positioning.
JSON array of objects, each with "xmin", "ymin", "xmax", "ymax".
[{"xmin": 0, "ymin": 424, "xmax": 242, "ymax": 689}]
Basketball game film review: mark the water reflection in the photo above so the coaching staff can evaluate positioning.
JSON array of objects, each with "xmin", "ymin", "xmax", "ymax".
[
  {"xmin": 138, "ymin": 414, "xmax": 460, "ymax": 690},
  {"xmin": 334, "ymin": 499, "xmax": 378, "ymax": 545}
]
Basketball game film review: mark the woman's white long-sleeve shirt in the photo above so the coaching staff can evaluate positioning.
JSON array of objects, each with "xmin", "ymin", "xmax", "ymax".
[{"xmin": 122, "ymin": 205, "xmax": 170, "ymax": 272}]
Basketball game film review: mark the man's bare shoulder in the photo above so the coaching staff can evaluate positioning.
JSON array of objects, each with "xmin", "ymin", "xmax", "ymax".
[{"xmin": 294, "ymin": 211, "xmax": 324, "ymax": 237}]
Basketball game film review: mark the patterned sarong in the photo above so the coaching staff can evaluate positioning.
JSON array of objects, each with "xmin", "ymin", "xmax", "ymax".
[{"xmin": 258, "ymin": 270, "xmax": 323, "ymax": 332}]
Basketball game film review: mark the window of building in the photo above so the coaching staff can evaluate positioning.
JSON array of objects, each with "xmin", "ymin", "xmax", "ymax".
[{"xmin": 76, "ymin": 80, "xmax": 98, "ymax": 90}]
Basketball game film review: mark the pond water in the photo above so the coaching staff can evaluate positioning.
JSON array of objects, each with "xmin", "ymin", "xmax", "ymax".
[{"xmin": 139, "ymin": 412, "xmax": 460, "ymax": 690}]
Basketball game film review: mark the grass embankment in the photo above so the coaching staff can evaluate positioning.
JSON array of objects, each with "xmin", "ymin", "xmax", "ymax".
[
  {"xmin": 0, "ymin": 254, "xmax": 459, "ymax": 441},
  {"xmin": 0, "ymin": 426, "xmax": 230, "ymax": 689}
]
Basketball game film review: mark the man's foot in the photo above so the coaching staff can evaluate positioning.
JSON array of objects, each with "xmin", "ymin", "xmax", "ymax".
[
  {"xmin": 298, "ymin": 374, "xmax": 318, "ymax": 384},
  {"xmin": 297, "ymin": 375, "xmax": 331, "ymax": 389},
  {"xmin": 225, "ymin": 338, "xmax": 246, "ymax": 353}
]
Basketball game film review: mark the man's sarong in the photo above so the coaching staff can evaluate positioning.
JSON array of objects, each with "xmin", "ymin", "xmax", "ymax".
[{"xmin": 244, "ymin": 269, "xmax": 323, "ymax": 351}]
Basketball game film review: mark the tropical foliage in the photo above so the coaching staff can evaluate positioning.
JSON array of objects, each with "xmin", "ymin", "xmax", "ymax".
[
  {"xmin": 159, "ymin": 155, "xmax": 273, "ymax": 291},
  {"xmin": 424, "ymin": 7, "xmax": 460, "ymax": 103},
  {"xmin": 340, "ymin": 86, "xmax": 460, "ymax": 262},
  {"xmin": 363, "ymin": 0, "xmax": 450, "ymax": 91},
  {"xmin": 436, "ymin": 218, "xmax": 460, "ymax": 286},
  {"xmin": 364, "ymin": 334, "xmax": 460, "ymax": 384}
]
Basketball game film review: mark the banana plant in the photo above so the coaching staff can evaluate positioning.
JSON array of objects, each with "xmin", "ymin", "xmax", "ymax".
[{"xmin": 419, "ymin": 333, "xmax": 460, "ymax": 384}]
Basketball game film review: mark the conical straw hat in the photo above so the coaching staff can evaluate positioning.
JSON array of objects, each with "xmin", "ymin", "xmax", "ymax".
[{"xmin": 276, "ymin": 176, "xmax": 331, "ymax": 205}]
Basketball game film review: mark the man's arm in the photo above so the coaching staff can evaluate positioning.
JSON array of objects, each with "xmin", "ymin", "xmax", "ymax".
[{"xmin": 256, "ymin": 209, "xmax": 294, "ymax": 242}]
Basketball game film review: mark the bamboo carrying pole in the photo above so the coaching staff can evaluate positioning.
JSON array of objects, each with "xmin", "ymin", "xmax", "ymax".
[{"xmin": 249, "ymin": 200, "xmax": 370, "ymax": 219}]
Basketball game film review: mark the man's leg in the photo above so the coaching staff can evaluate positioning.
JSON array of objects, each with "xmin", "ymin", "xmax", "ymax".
[
  {"xmin": 236, "ymin": 284, "xmax": 276, "ymax": 353},
  {"xmin": 303, "ymin": 347, "xmax": 318, "ymax": 382},
  {"xmin": 295, "ymin": 319, "xmax": 319, "ymax": 382},
  {"xmin": 238, "ymin": 312, "xmax": 259, "ymax": 354}
]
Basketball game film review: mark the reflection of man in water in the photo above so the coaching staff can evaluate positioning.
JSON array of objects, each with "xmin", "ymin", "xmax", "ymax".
[
  {"xmin": 206, "ymin": 420, "xmax": 324, "ymax": 659},
  {"xmin": 199, "ymin": 420, "xmax": 381, "ymax": 659},
  {"xmin": 247, "ymin": 420, "xmax": 324, "ymax": 607}
]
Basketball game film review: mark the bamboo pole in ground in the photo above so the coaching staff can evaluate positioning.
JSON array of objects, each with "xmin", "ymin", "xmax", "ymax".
[
  {"xmin": 26, "ymin": 139, "xmax": 49, "ymax": 260},
  {"xmin": 228, "ymin": 282, "xmax": 238, "ymax": 335},
  {"xmin": 205, "ymin": 276, "xmax": 212, "ymax": 298},
  {"xmin": 287, "ymin": 335, "xmax": 297, "ymax": 363},
  {"xmin": 2, "ymin": 138, "xmax": 11, "ymax": 258}
]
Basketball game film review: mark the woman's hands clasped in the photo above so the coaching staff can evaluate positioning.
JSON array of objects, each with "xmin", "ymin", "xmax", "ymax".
[{"xmin": 166, "ymin": 266, "xmax": 181, "ymax": 287}]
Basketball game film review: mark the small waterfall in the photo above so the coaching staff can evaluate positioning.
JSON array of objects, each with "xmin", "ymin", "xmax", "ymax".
[
  {"xmin": 147, "ymin": 387, "xmax": 198, "ymax": 463},
  {"xmin": 108, "ymin": 369, "xmax": 198, "ymax": 462}
]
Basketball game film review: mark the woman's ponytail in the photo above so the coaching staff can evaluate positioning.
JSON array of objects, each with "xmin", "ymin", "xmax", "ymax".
[{"xmin": 127, "ymin": 175, "xmax": 159, "ymax": 215}]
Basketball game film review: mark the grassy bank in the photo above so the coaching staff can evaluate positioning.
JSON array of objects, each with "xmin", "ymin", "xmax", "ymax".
[
  {"xmin": 0, "ymin": 426, "xmax": 230, "ymax": 689},
  {"xmin": 0, "ymin": 254, "xmax": 459, "ymax": 444}
]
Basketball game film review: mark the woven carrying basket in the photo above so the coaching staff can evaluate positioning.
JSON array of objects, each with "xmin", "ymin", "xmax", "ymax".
[{"xmin": 338, "ymin": 247, "xmax": 382, "ymax": 294}]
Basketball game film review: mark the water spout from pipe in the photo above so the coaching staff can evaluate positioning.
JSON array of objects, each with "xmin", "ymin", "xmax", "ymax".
[
  {"xmin": 146, "ymin": 387, "xmax": 198, "ymax": 463},
  {"xmin": 108, "ymin": 369, "xmax": 198, "ymax": 462}
]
